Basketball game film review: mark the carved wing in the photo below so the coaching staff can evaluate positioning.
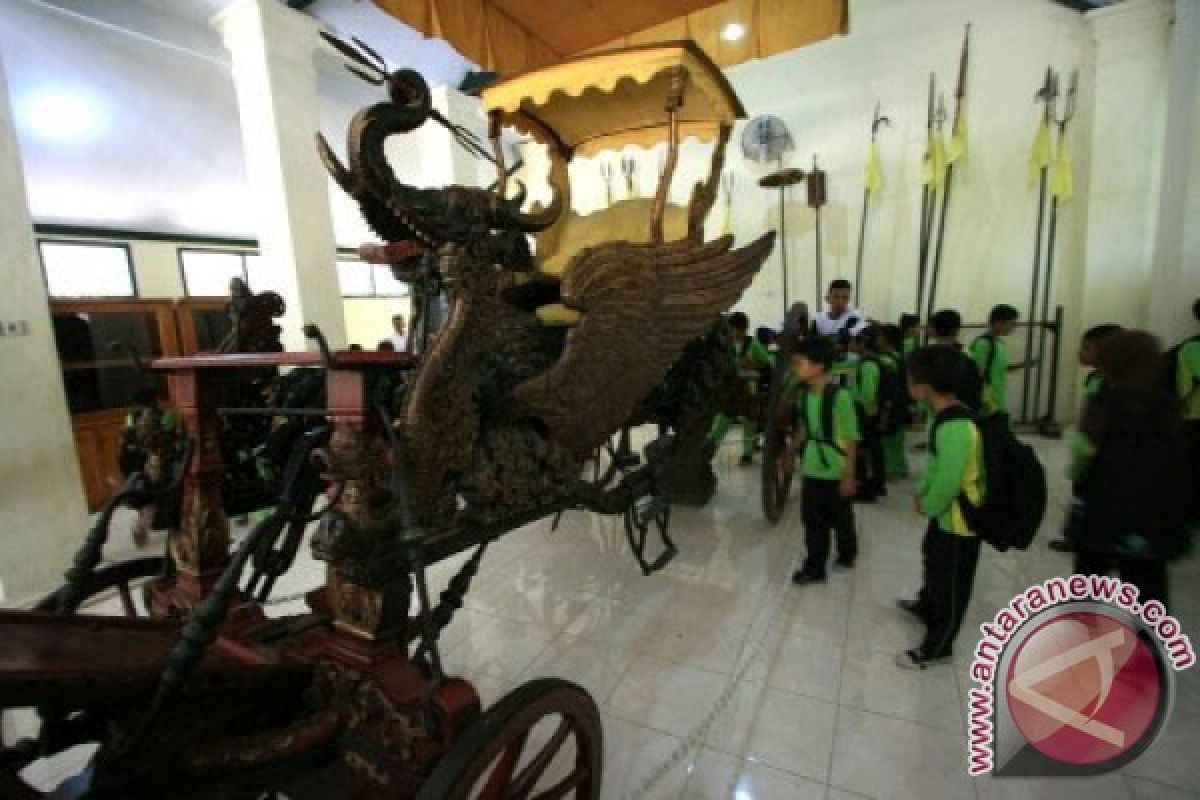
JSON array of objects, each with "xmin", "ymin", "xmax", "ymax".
[{"xmin": 508, "ymin": 232, "xmax": 775, "ymax": 456}]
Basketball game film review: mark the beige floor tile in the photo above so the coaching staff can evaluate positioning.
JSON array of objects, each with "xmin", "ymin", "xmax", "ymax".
[
  {"xmin": 681, "ymin": 748, "xmax": 827, "ymax": 800},
  {"xmin": 830, "ymin": 708, "xmax": 976, "ymax": 800},
  {"xmin": 606, "ymin": 654, "xmax": 730, "ymax": 739},
  {"xmin": 839, "ymin": 648, "xmax": 965, "ymax": 733},
  {"xmin": 703, "ymin": 681, "xmax": 837, "ymax": 782}
]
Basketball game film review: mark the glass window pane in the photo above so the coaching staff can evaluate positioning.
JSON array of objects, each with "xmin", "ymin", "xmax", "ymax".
[
  {"xmin": 372, "ymin": 264, "xmax": 408, "ymax": 297},
  {"xmin": 243, "ymin": 254, "xmax": 272, "ymax": 294},
  {"xmin": 51, "ymin": 311, "xmax": 164, "ymax": 413},
  {"xmin": 181, "ymin": 250, "xmax": 245, "ymax": 296},
  {"xmin": 337, "ymin": 259, "xmax": 373, "ymax": 296},
  {"xmin": 40, "ymin": 242, "xmax": 134, "ymax": 298}
]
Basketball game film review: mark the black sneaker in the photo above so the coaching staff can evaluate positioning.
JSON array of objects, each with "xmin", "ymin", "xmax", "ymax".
[
  {"xmin": 895, "ymin": 648, "xmax": 952, "ymax": 670},
  {"xmin": 832, "ymin": 558, "xmax": 855, "ymax": 573},
  {"xmin": 739, "ymin": 455, "xmax": 755, "ymax": 467},
  {"xmin": 792, "ymin": 570, "xmax": 827, "ymax": 586}
]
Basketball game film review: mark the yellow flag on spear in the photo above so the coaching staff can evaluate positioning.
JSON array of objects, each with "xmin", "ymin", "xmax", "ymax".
[
  {"xmin": 1051, "ymin": 134, "xmax": 1073, "ymax": 200},
  {"xmin": 1030, "ymin": 118, "xmax": 1052, "ymax": 185},
  {"xmin": 946, "ymin": 116, "xmax": 967, "ymax": 164},
  {"xmin": 865, "ymin": 142, "xmax": 884, "ymax": 196}
]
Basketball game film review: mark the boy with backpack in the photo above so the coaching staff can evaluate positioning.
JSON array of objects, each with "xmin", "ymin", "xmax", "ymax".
[
  {"xmin": 896, "ymin": 345, "xmax": 986, "ymax": 669},
  {"xmin": 1067, "ymin": 330, "xmax": 1191, "ymax": 608},
  {"xmin": 1169, "ymin": 299, "xmax": 1200, "ymax": 510},
  {"xmin": 709, "ymin": 312, "xmax": 775, "ymax": 466},
  {"xmin": 1048, "ymin": 323, "xmax": 1123, "ymax": 553},
  {"xmin": 969, "ymin": 304, "xmax": 1021, "ymax": 419},
  {"xmin": 786, "ymin": 337, "xmax": 860, "ymax": 585}
]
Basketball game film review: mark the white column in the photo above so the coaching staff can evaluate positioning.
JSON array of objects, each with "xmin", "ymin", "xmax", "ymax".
[
  {"xmin": 0, "ymin": 52, "xmax": 89, "ymax": 603},
  {"xmin": 1075, "ymin": 0, "xmax": 1172, "ymax": 332},
  {"xmin": 1147, "ymin": 0, "xmax": 1200, "ymax": 342},
  {"xmin": 213, "ymin": 0, "xmax": 346, "ymax": 351}
]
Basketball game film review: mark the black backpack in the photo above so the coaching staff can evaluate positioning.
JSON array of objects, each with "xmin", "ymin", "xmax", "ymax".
[
  {"xmin": 931, "ymin": 406, "xmax": 1047, "ymax": 551},
  {"xmin": 864, "ymin": 354, "xmax": 909, "ymax": 434}
]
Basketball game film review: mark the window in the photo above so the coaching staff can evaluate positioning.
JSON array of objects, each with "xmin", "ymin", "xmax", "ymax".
[
  {"xmin": 371, "ymin": 264, "xmax": 408, "ymax": 297},
  {"xmin": 39, "ymin": 241, "xmax": 135, "ymax": 298},
  {"xmin": 336, "ymin": 259, "xmax": 374, "ymax": 296},
  {"xmin": 179, "ymin": 249, "xmax": 248, "ymax": 296}
]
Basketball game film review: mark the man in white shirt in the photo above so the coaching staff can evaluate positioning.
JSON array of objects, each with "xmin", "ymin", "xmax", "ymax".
[
  {"xmin": 813, "ymin": 279, "xmax": 865, "ymax": 338},
  {"xmin": 387, "ymin": 314, "xmax": 408, "ymax": 352}
]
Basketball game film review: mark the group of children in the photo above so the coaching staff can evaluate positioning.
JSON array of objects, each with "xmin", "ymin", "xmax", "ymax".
[{"xmin": 714, "ymin": 281, "xmax": 1200, "ymax": 671}]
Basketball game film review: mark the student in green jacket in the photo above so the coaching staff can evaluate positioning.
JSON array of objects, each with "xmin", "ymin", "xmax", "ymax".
[
  {"xmin": 899, "ymin": 313, "xmax": 922, "ymax": 358},
  {"xmin": 786, "ymin": 337, "xmax": 860, "ymax": 585},
  {"xmin": 849, "ymin": 326, "xmax": 886, "ymax": 500},
  {"xmin": 709, "ymin": 312, "xmax": 775, "ymax": 465},
  {"xmin": 896, "ymin": 345, "xmax": 985, "ymax": 669},
  {"xmin": 968, "ymin": 304, "xmax": 1021, "ymax": 418},
  {"xmin": 1048, "ymin": 323, "xmax": 1123, "ymax": 553},
  {"xmin": 1176, "ymin": 299, "xmax": 1200, "ymax": 512},
  {"xmin": 879, "ymin": 325, "xmax": 910, "ymax": 479}
]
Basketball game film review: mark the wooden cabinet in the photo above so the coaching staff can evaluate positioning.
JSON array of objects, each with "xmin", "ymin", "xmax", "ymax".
[{"xmin": 49, "ymin": 298, "xmax": 231, "ymax": 510}]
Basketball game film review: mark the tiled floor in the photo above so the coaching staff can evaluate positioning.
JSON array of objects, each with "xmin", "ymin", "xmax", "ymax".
[{"xmin": 6, "ymin": 432, "xmax": 1200, "ymax": 799}]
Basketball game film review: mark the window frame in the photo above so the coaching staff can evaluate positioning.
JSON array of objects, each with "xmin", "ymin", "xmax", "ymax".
[
  {"xmin": 37, "ymin": 239, "xmax": 138, "ymax": 299},
  {"xmin": 176, "ymin": 246, "xmax": 259, "ymax": 297}
]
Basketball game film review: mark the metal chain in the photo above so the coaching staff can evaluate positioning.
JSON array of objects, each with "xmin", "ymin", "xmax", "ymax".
[{"xmin": 621, "ymin": 541, "xmax": 803, "ymax": 800}]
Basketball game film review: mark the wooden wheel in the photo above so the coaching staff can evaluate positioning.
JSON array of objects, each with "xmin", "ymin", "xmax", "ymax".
[
  {"xmin": 761, "ymin": 321, "xmax": 801, "ymax": 525},
  {"xmin": 34, "ymin": 555, "xmax": 166, "ymax": 616},
  {"xmin": 417, "ymin": 679, "xmax": 602, "ymax": 800},
  {"xmin": 1, "ymin": 556, "xmax": 167, "ymax": 793}
]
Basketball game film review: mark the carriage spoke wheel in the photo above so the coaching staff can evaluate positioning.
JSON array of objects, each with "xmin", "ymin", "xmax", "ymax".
[
  {"xmin": 761, "ymin": 322, "xmax": 801, "ymax": 525},
  {"xmin": 761, "ymin": 418, "xmax": 795, "ymax": 526},
  {"xmin": 417, "ymin": 679, "xmax": 602, "ymax": 800},
  {"xmin": 2, "ymin": 556, "xmax": 167, "ymax": 794}
]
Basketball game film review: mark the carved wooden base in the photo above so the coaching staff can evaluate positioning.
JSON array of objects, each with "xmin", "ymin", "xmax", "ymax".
[{"xmin": 279, "ymin": 602, "xmax": 482, "ymax": 798}]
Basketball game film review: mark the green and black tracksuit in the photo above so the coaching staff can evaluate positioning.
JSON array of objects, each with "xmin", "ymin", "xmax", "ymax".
[
  {"xmin": 709, "ymin": 335, "xmax": 775, "ymax": 459},
  {"xmin": 854, "ymin": 355, "xmax": 886, "ymax": 497},
  {"xmin": 1178, "ymin": 339, "xmax": 1200, "ymax": 500},
  {"xmin": 969, "ymin": 333, "xmax": 1009, "ymax": 418},
  {"xmin": 877, "ymin": 352, "xmax": 909, "ymax": 478},
  {"xmin": 912, "ymin": 406, "xmax": 986, "ymax": 659},
  {"xmin": 795, "ymin": 383, "xmax": 861, "ymax": 577}
]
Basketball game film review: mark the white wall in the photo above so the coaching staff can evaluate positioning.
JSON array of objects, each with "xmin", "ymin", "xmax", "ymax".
[{"xmin": 519, "ymin": 0, "xmax": 1183, "ymax": 420}]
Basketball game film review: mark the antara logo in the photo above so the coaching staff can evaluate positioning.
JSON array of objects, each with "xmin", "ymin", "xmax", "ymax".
[{"xmin": 966, "ymin": 574, "xmax": 1194, "ymax": 777}]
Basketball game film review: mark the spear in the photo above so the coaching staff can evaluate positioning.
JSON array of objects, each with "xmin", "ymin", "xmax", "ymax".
[
  {"xmin": 916, "ymin": 73, "xmax": 937, "ymax": 315},
  {"xmin": 1020, "ymin": 67, "xmax": 1057, "ymax": 423},
  {"xmin": 855, "ymin": 103, "xmax": 891, "ymax": 298},
  {"xmin": 924, "ymin": 23, "xmax": 971, "ymax": 328},
  {"xmin": 1033, "ymin": 67, "xmax": 1076, "ymax": 431}
]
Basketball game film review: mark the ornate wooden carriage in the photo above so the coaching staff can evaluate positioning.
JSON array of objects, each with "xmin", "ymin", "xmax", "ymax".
[{"xmin": 1, "ymin": 41, "xmax": 772, "ymax": 799}]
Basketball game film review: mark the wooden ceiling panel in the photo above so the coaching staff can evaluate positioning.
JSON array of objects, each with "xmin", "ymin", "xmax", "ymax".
[{"xmin": 488, "ymin": 0, "xmax": 726, "ymax": 54}]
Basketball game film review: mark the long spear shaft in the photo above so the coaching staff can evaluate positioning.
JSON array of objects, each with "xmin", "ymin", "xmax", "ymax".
[
  {"xmin": 855, "ymin": 186, "xmax": 869, "ymax": 294},
  {"xmin": 1034, "ymin": 68, "xmax": 1076, "ymax": 424},
  {"xmin": 924, "ymin": 24, "xmax": 970, "ymax": 325},
  {"xmin": 916, "ymin": 74, "xmax": 935, "ymax": 314},
  {"xmin": 1021, "ymin": 67, "xmax": 1056, "ymax": 423}
]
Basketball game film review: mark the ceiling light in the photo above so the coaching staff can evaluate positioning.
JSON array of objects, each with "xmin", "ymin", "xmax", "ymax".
[
  {"xmin": 17, "ymin": 88, "xmax": 110, "ymax": 145},
  {"xmin": 721, "ymin": 22, "xmax": 746, "ymax": 42}
]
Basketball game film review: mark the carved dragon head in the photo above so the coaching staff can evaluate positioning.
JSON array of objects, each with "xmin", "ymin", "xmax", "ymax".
[{"xmin": 317, "ymin": 64, "xmax": 561, "ymax": 276}]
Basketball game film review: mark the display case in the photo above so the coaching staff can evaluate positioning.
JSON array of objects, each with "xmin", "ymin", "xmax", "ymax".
[{"xmin": 49, "ymin": 297, "xmax": 231, "ymax": 510}]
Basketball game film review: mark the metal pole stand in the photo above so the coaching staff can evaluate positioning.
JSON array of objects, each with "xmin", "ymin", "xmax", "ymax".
[{"xmin": 1035, "ymin": 304, "xmax": 1064, "ymax": 439}]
